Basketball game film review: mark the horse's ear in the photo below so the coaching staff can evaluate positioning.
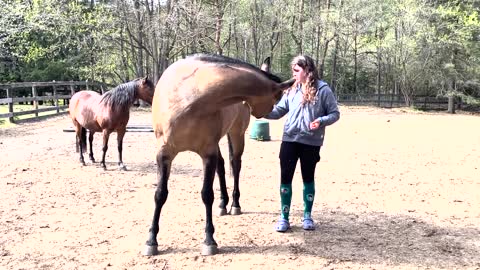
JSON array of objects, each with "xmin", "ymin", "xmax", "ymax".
[{"xmin": 260, "ymin": 57, "xmax": 271, "ymax": 73}]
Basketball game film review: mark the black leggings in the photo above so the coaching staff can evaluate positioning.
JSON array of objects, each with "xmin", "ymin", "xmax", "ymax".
[{"xmin": 279, "ymin": 141, "xmax": 321, "ymax": 185}]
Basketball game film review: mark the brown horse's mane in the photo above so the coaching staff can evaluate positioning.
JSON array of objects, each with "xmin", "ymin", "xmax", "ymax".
[
  {"xmin": 100, "ymin": 78, "xmax": 142, "ymax": 111},
  {"xmin": 189, "ymin": 54, "xmax": 283, "ymax": 83}
]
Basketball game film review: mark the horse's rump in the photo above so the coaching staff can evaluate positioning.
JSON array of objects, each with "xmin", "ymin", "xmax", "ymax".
[{"xmin": 69, "ymin": 91, "xmax": 103, "ymax": 130}]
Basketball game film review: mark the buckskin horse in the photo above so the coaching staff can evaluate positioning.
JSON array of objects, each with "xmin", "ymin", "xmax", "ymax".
[
  {"xmin": 69, "ymin": 77, "xmax": 155, "ymax": 170},
  {"xmin": 216, "ymin": 57, "xmax": 273, "ymax": 217},
  {"xmin": 143, "ymin": 54, "xmax": 294, "ymax": 256}
]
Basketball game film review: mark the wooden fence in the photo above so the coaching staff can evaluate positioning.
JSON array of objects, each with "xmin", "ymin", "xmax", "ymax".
[
  {"xmin": 337, "ymin": 93, "xmax": 462, "ymax": 111},
  {"xmin": 0, "ymin": 81, "xmax": 106, "ymax": 123},
  {"xmin": 0, "ymin": 81, "xmax": 464, "ymax": 124}
]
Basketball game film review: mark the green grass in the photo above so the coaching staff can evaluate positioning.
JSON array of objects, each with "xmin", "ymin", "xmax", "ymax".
[{"xmin": 0, "ymin": 104, "xmax": 67, "ymax": 128}]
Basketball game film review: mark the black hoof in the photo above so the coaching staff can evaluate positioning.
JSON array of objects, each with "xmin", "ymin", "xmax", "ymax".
[
  {"xmin": 201, "ymin": 244, "xmax": 218, "ymax": 256},
  {"xmin": 218, "ymin": 208, "xmax": 228, "ymax": 216},
  {"xmin": 230, "ymin": 207, "xmax": 242, "ymax": 215},
  {"xmin": 142, "ymin": 245, "xmax": 159, "ymax": 256}
]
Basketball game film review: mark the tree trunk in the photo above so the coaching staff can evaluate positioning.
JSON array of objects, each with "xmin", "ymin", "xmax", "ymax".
[
  {"xmin": 214, "ymin": 0, "xmax": 225, "ymax": 55},
  {"xmin": 290, "ymin": 0, "xmax": 305, "ymax": 54}
]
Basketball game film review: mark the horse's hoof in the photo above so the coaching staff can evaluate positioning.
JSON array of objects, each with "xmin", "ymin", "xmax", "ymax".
[
  {"xmin": 119, "ymin": 165, "xmax": 127, "ymax": 171},
  {"xmin": 218, "ymin": 208, "xmax": 228, "ymax": 216},
  {"xmin": 230, "ymin": 207, "xmax": 242, "ymax": 215},
  {"xmin": 142, "ymin": 245, "xmax": 159, "ymax": 256},
  {"xmin": 201, "ymin": 244, "xmax": 218, "ymax": 256}
]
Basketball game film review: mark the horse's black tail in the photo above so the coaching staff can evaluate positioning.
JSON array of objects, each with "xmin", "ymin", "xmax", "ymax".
[
  {"xmin": 227, "ymin": 134, "xmax": 234, "ymax": 177},
  {"xmin": 79, "ymin": 127, "xmax": 87, "ymax": 153}
]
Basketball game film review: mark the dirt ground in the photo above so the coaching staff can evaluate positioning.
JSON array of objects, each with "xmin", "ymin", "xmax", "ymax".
[{"xmin": 1, "ymin": 106, "xmax": 479, "ymax": 270}]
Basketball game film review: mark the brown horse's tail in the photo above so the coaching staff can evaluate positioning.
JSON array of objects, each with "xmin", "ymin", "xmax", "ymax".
[
  {"xmin": 76, "ymin": 127, "xmax": 87, "ymax": 153},
  {"xmin": 227, "ymin": 134, "xmax": 234, "ymax": 177}
]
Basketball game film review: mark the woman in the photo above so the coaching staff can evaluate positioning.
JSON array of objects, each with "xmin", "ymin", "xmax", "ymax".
[{"xmin": 265, "ymin": 55, "xmax": 340, "ymax": 232}]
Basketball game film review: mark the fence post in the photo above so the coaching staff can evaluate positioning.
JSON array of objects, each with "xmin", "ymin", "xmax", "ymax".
[
  {"xmin": 53, "ymin": 84, "xmax": 59, "ymax": 113},
  {"xmin": 6, "ymin": 88, "xmax": 14, "ymax": 123},
  {"xmin": 70, "ymin": 83, "xmax": 75, "ymax": 96},
  {"xmin": 447, "ymin": 96, "xmax": 455, "ymax": 114},
  {"xmin": 85, "ymin": 80, "xmax": 89, "ymax": 91},
  {"xmin": 32, "ymin": 86, "xmax": 38, "ymax": 117}
]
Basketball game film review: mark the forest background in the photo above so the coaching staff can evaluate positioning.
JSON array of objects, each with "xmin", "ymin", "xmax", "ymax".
[{"xmin": 0, "ymin": 0, "xmax": 479, "ymax": 107}]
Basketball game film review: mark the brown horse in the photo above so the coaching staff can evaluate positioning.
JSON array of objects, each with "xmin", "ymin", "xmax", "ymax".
[
  {"xmin": 143, "ymin": 54, "xmax": 294, "ymax": 256},
  {"xmin": 69, "ymin": 77, "xmax": 155, "ymax": 170}
]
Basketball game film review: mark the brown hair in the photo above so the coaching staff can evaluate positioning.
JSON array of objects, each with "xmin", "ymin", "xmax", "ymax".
[{"xmin": 291, "ymin": 55, "xmax": 319, "ymax": 105}]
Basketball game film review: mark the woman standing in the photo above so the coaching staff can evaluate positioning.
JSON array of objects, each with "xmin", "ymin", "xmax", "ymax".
[{"xmin": 265, "ymin": 55, "xmax": 340, "ymax": 232}]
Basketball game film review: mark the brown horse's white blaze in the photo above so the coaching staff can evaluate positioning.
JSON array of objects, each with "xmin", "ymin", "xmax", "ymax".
[
  {"xmin": 69, "ymin": 77, "xmax": 155, "ymax": 170},
  {"xmin": 144, "ymin": 54, "xmax": 294, "ymax": 256}
]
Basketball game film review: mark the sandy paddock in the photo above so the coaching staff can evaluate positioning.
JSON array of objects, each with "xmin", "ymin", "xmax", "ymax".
[{"xmin": 0, "ymin": 106, "xmax": 479, "ymax": 270}]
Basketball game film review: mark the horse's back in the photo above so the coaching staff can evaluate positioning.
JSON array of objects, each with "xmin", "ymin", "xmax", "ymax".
[
  {"xmin": 152, "ymin": 56, "xmax": 273, "ymax": 154},
  {"xmin": 153, "ymin": 57, "xmax": 274, "ymax": 114}
]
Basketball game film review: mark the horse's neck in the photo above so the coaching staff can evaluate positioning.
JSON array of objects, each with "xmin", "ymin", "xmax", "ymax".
[{"xmin": 95, "ymin": 100, "xmax": 132, "ymax": 117}]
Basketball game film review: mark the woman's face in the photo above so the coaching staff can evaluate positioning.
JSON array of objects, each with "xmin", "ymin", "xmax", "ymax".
[{"xmin": 292, "ymin": 64, "xmax": 307, "ymax": 84}]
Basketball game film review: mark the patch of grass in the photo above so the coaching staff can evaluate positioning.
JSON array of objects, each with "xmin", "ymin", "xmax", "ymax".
[{"xmin": 0, "ymin": 104, "xmax": 66, "ymax": 128}]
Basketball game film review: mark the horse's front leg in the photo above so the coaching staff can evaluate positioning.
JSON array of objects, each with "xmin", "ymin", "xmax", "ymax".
[
  {"xmin": 201, "ymin": 151, "xmax": 219, "ymax": 255},
  {"xmin": 88, "ymin": 131, "xmax": 95, "ymax": 163},
  {"xmin": 216, "ymin": 148, "xmax": 229, "ymax": 216},
  {"xmin": 143, "ymin": 147, "xmax": 173, "ymax": 256},
  {"xmin": 116, "ymin": 128, "xmax": 127, "ymax": 170},
  {"xmin": 100, "ymin": 129, "xmax": 111, "ymax": 170}
]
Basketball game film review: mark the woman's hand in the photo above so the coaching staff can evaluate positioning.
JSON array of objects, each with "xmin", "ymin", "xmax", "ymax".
[{"xmin": 310, "ymin": 119, "xmax": 320, "ymax": 130}]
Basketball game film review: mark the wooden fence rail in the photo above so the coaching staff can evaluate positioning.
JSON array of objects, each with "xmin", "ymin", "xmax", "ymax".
[
  {"xmin": 336, "ymin": 93, "xmax": 462, "ymax": 111},
  {"xmin": 1, "ymin": 81, "xmax": 464, "ymax": 124},
  {"xmin": 0, "ymin": 81, "xmax": 106, "ymax": 123}
]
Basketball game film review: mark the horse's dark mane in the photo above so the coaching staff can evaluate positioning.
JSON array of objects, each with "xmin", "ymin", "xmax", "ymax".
[
  {"xmin": 189, "ymin": 53, "xmax": 283, "ymax": 83},
  {"xmin": 100, "ymin": 79, "xmax": 141, "ymax": 110}
]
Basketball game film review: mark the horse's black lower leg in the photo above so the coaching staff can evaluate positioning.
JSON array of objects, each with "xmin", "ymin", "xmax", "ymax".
[
  {"xmin": 101, "ymin": 131, "xmax": 110, "ymax": 170},
  {"xmin": 117, "ymin": 130, "xmax": 126, "ymax": 170},
  {"xmin": 201, "ymin": 153, "xmax": 218, "ymax": 255},
  {"xmin": 216, "ymin": 149, "xmax": 229, "ymax": 216},
  {"xmin": 143, "ymin": 152, "xmax": 171, "ymax": 256},
  {"xmin": 88, "ymin": 131, "xmax": 95, "ymax": 162},
  {"xmin": 230, "ymin": 156, "xmax": 242, "ymax": 215},
  {"xmin": 77, "ymin": 128, "xmax": 86, "ymax": 166}
]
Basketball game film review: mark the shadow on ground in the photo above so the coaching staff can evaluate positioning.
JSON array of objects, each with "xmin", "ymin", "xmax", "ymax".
[{"xmin": 221, "ymin": 210, "xmax": 480, "ymax": 268}]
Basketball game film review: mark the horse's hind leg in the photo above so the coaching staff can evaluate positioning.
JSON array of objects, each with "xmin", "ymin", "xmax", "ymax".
[
  {"xmin": 228, "ymin": 133, "xmax": 245, "ymax": 215},
  {"xmin": 88, "ymin": 131, "xmax": 95, "ymax": 163},
  {"xmin": 200, "ymin": 148, "xmax": 219, "ymax": 255},
  {"xmin": 216, "ymin": 147, "xmax": 229, "ymax": 216},
  {"xmin": 74, "ymin": 122, "xmax": 86, "ymax": 166},
  {"xmin": 143, "ymin": 146, "xmax": 175, "ymax": 256},
  {"xmin": 116, "ymin": 129, "xmax": 127, "ymax": 170},
  {"xmin": 100, "ymin": 129, "xmax": 111, "ymax": 170}
]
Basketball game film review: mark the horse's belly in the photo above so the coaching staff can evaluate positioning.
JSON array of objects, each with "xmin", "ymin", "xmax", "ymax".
[
  {"xmin": 76, "ymin": 115, "xmax": 102, "ymax": 132},
  {"xmin": 162, "ymin": 116, "xmax": 224, "ymax": 153}
]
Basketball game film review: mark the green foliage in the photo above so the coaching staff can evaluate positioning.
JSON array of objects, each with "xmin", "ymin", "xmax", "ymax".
[
  {"xmin": 0, "ymin": 0, "xmax": 118, "ymax": 83},
  {"xmin": 1, "ymin": 0, "xmax": 479, "ymax": 105}
]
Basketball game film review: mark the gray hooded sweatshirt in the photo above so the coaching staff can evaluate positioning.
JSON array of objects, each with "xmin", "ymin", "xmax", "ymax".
[{"xmin": 265, "ymin": 80, "xmax": 340, "ymax": 146}]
